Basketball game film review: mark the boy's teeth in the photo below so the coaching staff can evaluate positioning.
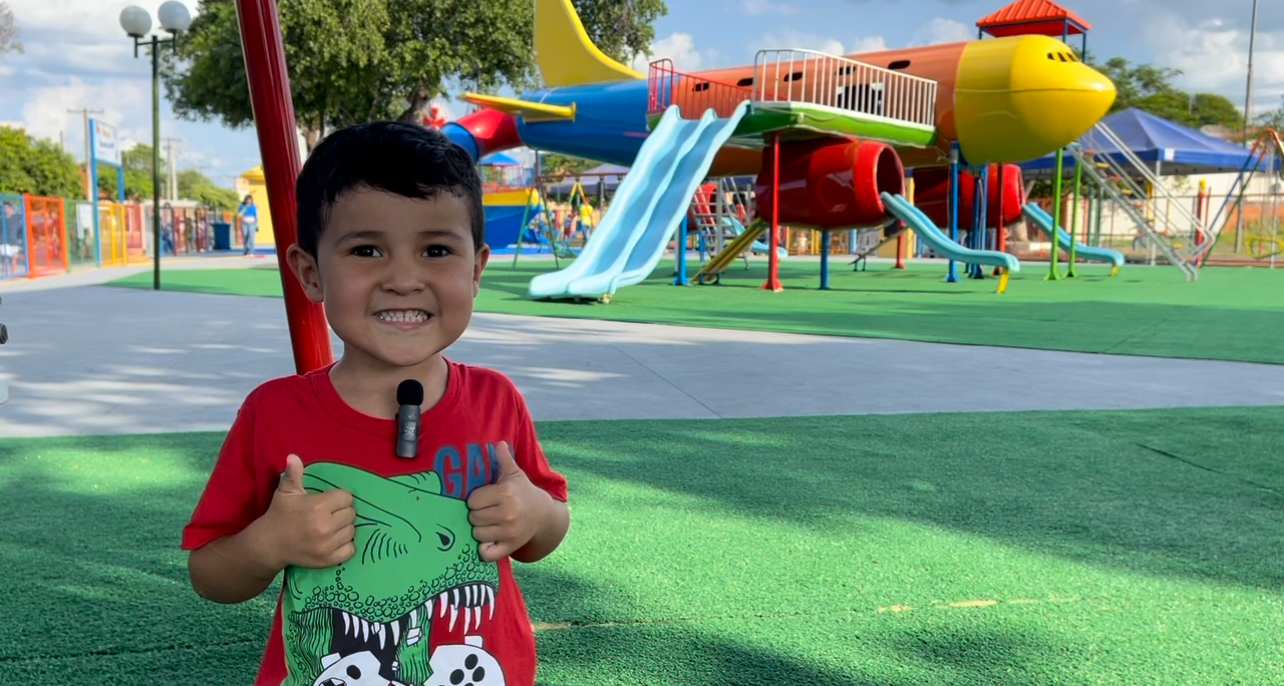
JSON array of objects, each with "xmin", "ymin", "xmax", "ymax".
[{"xmin": 378, "ymin": 310, "xmax": 428, "ymax": 322}]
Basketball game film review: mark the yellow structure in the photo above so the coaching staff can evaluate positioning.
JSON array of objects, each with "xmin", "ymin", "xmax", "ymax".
[
  {"xmin": 532, "ymin": 0, "xmax": 642, "ymax": 87},
  {"xmin": 236, "ymin": 165, "xmax": 277, "ymax": 249}
]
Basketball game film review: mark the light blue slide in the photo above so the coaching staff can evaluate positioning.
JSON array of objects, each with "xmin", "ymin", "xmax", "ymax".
[
  {"xmin": 529, "ymin": 102, "xmax": 750, "ymax": 299},
  {"xmin": 1021, "ymin": 203, "xmax": 1124, "ymax": 269},
  {"xmin": 723, "ymin": 216, "xmax": 787, "ymax": 258},
  {"xmin": 880, "ymin": 192, "xmax": 1020, "ymax": 272}
]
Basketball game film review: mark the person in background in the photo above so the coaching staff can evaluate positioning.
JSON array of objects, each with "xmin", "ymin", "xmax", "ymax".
[{"xmin": 238, "ymin": 195, "xmax": 259, "ymax": 256}]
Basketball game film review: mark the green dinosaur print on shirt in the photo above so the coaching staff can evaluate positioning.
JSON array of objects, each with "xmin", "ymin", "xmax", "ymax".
[{"xmin": 282, "ymin": 463, "xmax": 500, "ymax": 686}]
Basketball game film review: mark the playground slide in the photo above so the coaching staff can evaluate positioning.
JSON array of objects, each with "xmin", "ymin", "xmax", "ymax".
[
  {"xmin": 880, "ymin": 192, "xmax": 1020, "ymax": 273},
  {"xmin": 724, "ymin": 216, "xmax": 787, "ymax": 258},
  {"xmin": 529, "ymin": 102, "xmax": 750, "ymax": 299},
  {"xmin": 1021, "ymin": 203, "xmax": 1124, "ymax": 270}
]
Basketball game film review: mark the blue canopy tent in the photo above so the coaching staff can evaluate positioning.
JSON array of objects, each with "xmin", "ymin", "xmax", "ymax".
[
  {"xmin": 1020, "ymin": 108, "xmax": 1272, "ymax": 178},
  {"xmin": 545, "ymin": 163, "xmax": 630, "ymax": 196},
  {"xmin": 480, "ymin": 152, "xmax": 521, "ymax": 166}
]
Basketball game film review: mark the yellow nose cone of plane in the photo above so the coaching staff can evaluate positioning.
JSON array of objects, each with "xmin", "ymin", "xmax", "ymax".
[{"xmin": 954, "ymin": 35, "xmax": 1115, "ymax": 163}]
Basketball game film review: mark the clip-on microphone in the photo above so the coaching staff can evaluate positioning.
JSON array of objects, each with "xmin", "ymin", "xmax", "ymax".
[{"xmin": 395, "ymin": 379, "xmax": 424, "ymax": 458}]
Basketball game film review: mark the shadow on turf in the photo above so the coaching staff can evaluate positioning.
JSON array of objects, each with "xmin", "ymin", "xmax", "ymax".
[
  {"xmin": 537, "ymin": 409, "xmax": 1284, "ymax": 593},
  {"xmin": 0, "ymin": 433, "xmax": 273, "ymax": 670},
  {"xmin": 1, "ymin": 434, "xmax": 1082, "ymax": 686}
]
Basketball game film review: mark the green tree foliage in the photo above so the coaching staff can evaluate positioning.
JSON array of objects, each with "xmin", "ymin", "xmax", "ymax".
[
  {"xmin": 0, "ymin": 127, "xmax": 83, "ymax": 198},
  {"xmin": 162, "ymin": 0, "xmax": 666, "ymax": 150},
  {"xmin": 177, "ymin": 169, "xmax": 239, "ymax": 210},
  {"xmin": 1089, "ymin": 56, "xmax": 1242, "ymax": 129},
  {"xmin": 1255, "ymin": 96, "xmax": 1284, "ymax": 132},
  {"xmin": 96, "ymin": 144, "xmax": 163, "ymax": 201},
  {"xmin": 540, "ymin": 153, "xmax": 599, "ymax": 176},
  {"xmin": 0, "ymin": 1, "xmax": 22, "ymax": 57}
]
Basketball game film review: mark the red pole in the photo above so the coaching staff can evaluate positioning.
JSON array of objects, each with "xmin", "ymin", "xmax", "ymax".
[
  {"xmin": 762, "ymin": 132, "xmax": 783, "ymax": 291},
  {"xmin": 993, "ymin": 163, "xmax": 1007, "ymax": 276},
  {"xmin": 235, "ymin": 0, "xmax": 333, "ymax": 374},
  {"xmin": 894, "ymin": 230, "xmax": 905, "ymax": 269}
]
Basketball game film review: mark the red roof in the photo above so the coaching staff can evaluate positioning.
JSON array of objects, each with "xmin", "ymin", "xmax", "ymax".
[{"xmin": 976, "ymin": 0, "xmax": 1091, "ymax": 37}]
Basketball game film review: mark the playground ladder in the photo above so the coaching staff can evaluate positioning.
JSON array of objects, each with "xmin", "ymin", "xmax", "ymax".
[
  {"xmin": 1084, "ymin": 122, "xmax": 1210, "ymax": 258},
  {"xmin": 1069, "ymin": 143, "xmax": 1199, "ymax": 281}
]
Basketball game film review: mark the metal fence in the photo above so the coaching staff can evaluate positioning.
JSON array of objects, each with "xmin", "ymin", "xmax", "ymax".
[
  {"xmin": 0, "ymin": 193, "xmax": 28, "ymax": 279},
  {"xmin": 1023, "ymin": 191, "xmax": 1283, "ymax": 262},
  {"xmin": 99, "ymin": 202, "xmax": 149, "ymax": 268},
  {"xmin": 1, "ymin": 193, "xmax": 236, "ymax": 281},
  {"xmin": 647, "ymin": 59, "xmax": 752, "ymax": 119},
  {"xmin": 25, "ymin": 196, "xmax": 68, "ymax": 277}
]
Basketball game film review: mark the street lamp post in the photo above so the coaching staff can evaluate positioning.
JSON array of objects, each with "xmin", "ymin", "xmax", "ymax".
[{"xmin": 120, "ymin": 2, "xmax": 191, "ymax": 291}]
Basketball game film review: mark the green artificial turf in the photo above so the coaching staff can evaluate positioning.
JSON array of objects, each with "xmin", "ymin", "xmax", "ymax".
[
  {"xmin": 108, "ymin": 259, "xmax": 1284, "ymax": 365},
  {"xmin": 2, "ymin": 407, "xmax": 1281, "ymax": 684}
]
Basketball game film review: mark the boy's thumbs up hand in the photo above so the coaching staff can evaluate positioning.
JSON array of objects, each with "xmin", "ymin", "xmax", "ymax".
[
  {"xmin": 257, "ymin": 454, "xmax": 357, "ymax": 571},
  {"xmin": 277, "ymin": 454, "xmax": 307, "ymax": 495},
  {"xmin": 468, "ymin": 442, "xmax": 547, "ymax": 562}
]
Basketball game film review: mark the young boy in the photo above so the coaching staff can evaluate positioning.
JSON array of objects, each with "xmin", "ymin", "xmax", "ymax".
[{"xmin": 182, "ymin": 122, "xmax": 570, "ymax": 686}]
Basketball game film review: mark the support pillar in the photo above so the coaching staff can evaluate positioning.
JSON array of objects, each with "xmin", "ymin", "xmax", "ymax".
[
  {"xmin": 946, "ymin": 143, "xmax": 960, "ymax": 283},
  {"xmin": 762, "ymin": 132, "xmax": 783, "ymax": 292},
  {"xmin": 1048, "ymin": 148, "xmax": 1064, "ymax": 281},
  {"xmin": 236, "ymin": 0, "xmax": 334, "ymax": 373}
]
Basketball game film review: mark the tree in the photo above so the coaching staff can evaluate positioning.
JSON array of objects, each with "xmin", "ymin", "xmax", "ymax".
[
  {"xmin": 0, "ymin": 2, "xmax": 22, "ymax": 57},
  {"xmin": 540, "ymin": 153, "xmax": 599, "ymax": 176},
  {"xmin": 162, "ymin": 0, "xmax": 666, "ymax": 151},
  {"xmin": 178, "ymin": 169, "xmax": 239, "ymax": 210},
  {"xmin": 97, "ymin": 144, "xmax": 164, "ymax": 201},
  {"xmin": 0, "ymin": 127, "xmax": 83, "ymax": 198},
  {"xmin": 1086, "ymin": 56, "xmax": 1242, "ymax": 129},
  {"xmin": 1255, "ymin": 96, "xmax": 1284, "ymax": 132}
]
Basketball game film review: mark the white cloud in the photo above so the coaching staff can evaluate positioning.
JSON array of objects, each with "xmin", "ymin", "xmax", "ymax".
[
  {"xmin": 631, "ymin": 32, "xmax": 709, "ymax": 72},
  {"xmin": 1, "ymin": 0, "xmax": 261, "ymax": 187},
  {"xmin": 910, "ymin": 18, "xmax": 973, "ymax": 46},
  {"xmin": 1144, "ymin": 15, "xmax": 1284, "ymax": 115},
  {"xmin": 849, "ymin": 36, "xmax": 889, "ymax": 54},
  {"xmin": 741, "ymin": 0, "xmax": 798, "ymax": 15},
  {"xmin": 758, "ymin": 30, "xmax": 845, "ymax": 57}
]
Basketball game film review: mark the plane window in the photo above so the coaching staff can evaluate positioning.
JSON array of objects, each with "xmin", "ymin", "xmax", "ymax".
[
  {"xmin": 837, "ymin": 65, "xmax": 857, "ymax": 75},
  {"xmin": 783, "ymin": 71, "xmax": 805, "ymax": 81},
  {"xmin": 1047, "ymin": 52, "xmax": 1055, "ymax": 60},
  {"xmin": 1057, "ymin": 53, "xmax": 1068, "ymax": 62},
  {"xmin": 692, "ymin": 82, "xmax": 710, "ymax": 92},
  {"xmin": 888, "ymin": 60, "xmax": 911, "ymax": 70},
  {"xmin": 737, "ymin": 77, "xmax": 754, "ymax": 87}
]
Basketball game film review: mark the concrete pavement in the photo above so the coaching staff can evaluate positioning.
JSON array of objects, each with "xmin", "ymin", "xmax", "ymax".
[{"xmin": 0, "ymin": 283, "xmax": 1280, "ymax": 437}]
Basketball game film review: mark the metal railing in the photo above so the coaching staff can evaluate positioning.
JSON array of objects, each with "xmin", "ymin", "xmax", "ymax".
[
  {"xmin": 1069, "ymin": 144, "xmax": 1199, "ymax": 281},
  {"xmin": 1082, "ymin": 123, "xmax": 1209, "ymax": 248},
  {"xmin": 752, "ymin": 48, "xmax": 937, "ymax": 128},
  {"xmin": 648, "ymin": 59, "xmax": 752, "ymax": 119}
]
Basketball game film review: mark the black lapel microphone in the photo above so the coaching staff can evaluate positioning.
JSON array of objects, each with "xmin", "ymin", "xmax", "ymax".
[{"xmin": 395, "ymin": 380, "xmax": 424, "ymax": 458}]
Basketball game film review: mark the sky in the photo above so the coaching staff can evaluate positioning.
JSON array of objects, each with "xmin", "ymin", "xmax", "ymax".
[{"xmin": 0, "ymin": 0, "xmax": 1279, "ymax": 189}]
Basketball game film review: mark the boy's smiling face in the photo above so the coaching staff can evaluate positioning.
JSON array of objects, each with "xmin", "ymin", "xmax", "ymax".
[{"xmin": 288, "ymin": 186, "xmax": 488, "ymax": 373}]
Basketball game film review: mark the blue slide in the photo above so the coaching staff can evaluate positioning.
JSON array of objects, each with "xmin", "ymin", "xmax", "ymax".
[
  {"xmin": 529, "ymin": 102, "xmax": 750, "ymax": 299},
  {"xmin": 880, "ymin": 192, "xmax": 1020, "ymax": 272},
  {"xmin": 1021, "ymin": 203, "xmax": 1124, "ymax": 270}
]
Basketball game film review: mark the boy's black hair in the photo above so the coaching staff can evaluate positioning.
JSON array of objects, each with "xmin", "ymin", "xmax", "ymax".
[{"xmin": 295, "ymin": 121, "xmax": 485, "ymax": 256}]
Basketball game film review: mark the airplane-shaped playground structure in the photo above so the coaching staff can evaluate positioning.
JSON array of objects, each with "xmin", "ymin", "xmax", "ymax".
[
  {"xmin": 439, "ymin": 0, "xmax": 1118, "ymax": 298},
  {"xmin": 231, "ymin": 0, "xmax": 1121, "ymax": 372}
]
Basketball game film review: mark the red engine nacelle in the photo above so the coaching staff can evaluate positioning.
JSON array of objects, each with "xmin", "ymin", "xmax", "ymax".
[
  {"xmin": 755, "ymin": 138, "xmax": 905, "ymax": 229},
  {"xmin": 913, "ymin": 164, "xmax": 1025, "ymax": 231}
]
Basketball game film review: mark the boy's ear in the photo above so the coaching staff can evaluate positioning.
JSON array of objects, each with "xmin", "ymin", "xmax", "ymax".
[
  {"xmin": 472, "ymin": 244, "xmax": 490, "ymax": 298},
  {"xmin": 286, "ymin": 244, "xmax": 325, "ymax": 303}
]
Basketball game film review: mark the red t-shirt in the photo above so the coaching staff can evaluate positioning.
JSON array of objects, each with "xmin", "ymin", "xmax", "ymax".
[{"xmin": 182, "ymin": 360, "xmax": 568, "ymax": 686}]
